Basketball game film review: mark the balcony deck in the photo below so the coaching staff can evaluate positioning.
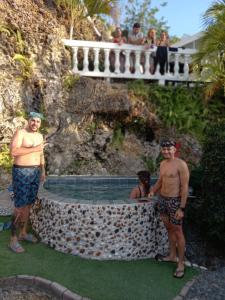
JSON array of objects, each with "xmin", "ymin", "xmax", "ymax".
[{"xmin": 63, "ymin": 39, "xmax": 197, "ymax": 85}]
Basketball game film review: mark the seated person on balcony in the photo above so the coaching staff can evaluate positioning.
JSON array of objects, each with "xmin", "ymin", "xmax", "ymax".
[
  {"xmin": 130, "ymin": 170, "xmax": 151, "ymax": 200},
  {"xmin": 128, "ymin": 23, "xmax": 144, "ymax": 73},
  {"xmin": 144, "ymin": 28, "xmax": 157, "ymax": 74},
  {"xmin": 156, "ymin": 31, "xmax": 170, "ymax": 75},
  {"xmin": 110, "ymin": 27, "xmax": 127, "ymax": 73}
]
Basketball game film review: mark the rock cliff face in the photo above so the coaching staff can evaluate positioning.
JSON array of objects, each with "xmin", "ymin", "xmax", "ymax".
[{"xmin": 0, "ymin": 0, "xmax": 201, "ymax": 186}]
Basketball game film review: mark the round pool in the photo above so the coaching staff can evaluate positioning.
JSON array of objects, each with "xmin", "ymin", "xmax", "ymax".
[
  {"xmin": 43, "ymin": 176, "xmax": 158, "ymax": 203},
  {"xmin": 31, "ymin": 176, "xmax": 168, "ymax": 260}
]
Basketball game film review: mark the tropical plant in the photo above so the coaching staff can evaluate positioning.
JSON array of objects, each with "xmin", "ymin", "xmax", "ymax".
[
  {"xmin": 13, "ymin": 54, "xmax": 33, "ymax": 80},
  {"xmin": 123, "ymin": 0, "xmax": 168, "ymax": 35},
  {"xmin": 0, "ymin": 145, "xmax": 13, "ymax": 170},
  {"xmin": 142, "ymin": 156, "xmax": 156, "ymax": 173},
  {"xmin": 55, "ymin": 0, "xmax": 117, "ymax": 39},
  {"xmin": 111, "ymin": 126, "xmax": 125, "ymax": 149},
  {"xmin": 193, "ymin": 0, "xmax": 225, "ymax": 99},
  {"xmin": 128, "ymin": 80, "xmax": 225, "ymax": 140},
  {"xmin": 63, "ymin": 72, "xmax": 80, "ymax": 90},
  {"xmin": 0, "ymin": 23, "xmax": 12, "ymax": 36},
  {"xmin": 86, "ymin": 121, "xmax": 97, "ymax": 135},
  {"xmin": 15, "ymin": 30, "xmax": 26, "ymax": 54}
]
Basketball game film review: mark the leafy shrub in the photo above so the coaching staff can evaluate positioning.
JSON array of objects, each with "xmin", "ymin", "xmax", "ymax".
[
  {"xmin": 13, "ymin": 54, "xmax": 33, "ymax": 80},
  {"xmin": 63, "ymin": 73, "xmax": 80, "ymax": 90},
  {"xmin": 128, "ymin": 80, "xmax": 225, "ymax": 140},
  {"xmin": 111, "ymin": 127, "xmax": 125, "ymax": 149},
  {"xmin": 200, "ymin": 122, "xmax": 225, "ymax": 244},
  {"xmin": 142, "ymin": 154, "xmax": 163, "ymax": 175},
  {"xmin": 0, "ymin": 145, "xmax": 13, "ymax": 170}
]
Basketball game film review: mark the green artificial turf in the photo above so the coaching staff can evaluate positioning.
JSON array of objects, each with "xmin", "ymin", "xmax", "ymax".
[{"xmin": 0, "ymin": 216, "xmax": 199, "ymax": 300}]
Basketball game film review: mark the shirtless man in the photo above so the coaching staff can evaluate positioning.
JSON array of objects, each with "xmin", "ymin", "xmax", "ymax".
[
  {"xmin": 149, "ymin": 139, "xmax": 189, "ymax": 278},
  {"xmin": 9, "ymin": 112, "xmax": 46, "ymax": 253}
]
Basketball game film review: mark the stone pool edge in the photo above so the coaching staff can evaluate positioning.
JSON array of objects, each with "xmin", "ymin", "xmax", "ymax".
[{"xmin": 0, "ymin": 275, "xmax": 90, "ymax": 300}]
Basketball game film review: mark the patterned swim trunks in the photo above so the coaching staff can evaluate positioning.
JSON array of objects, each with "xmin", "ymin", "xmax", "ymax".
[
  {"xmin": 12, "ymin": 165, "xmax": 41, "ymax": 208},
  {"xmin": 157, "ymin": 194, "xmax": 182, "ymax": 225}
]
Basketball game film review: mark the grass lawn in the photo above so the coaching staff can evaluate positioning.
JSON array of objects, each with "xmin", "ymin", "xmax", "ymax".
[{"xmin": 0, "ymin": 216, "xmax": 199, "ymax": 300}]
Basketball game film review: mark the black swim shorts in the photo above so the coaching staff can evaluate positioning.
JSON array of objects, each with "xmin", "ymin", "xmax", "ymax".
[{"xmin": 157, "ymin": 195, "xmax": 182, "ymax": 225}]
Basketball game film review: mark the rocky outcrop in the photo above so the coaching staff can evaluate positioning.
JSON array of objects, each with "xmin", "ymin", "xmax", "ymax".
[{"xmin": 0, "ymin": 0, "xmax": 202, "ymax": 185}]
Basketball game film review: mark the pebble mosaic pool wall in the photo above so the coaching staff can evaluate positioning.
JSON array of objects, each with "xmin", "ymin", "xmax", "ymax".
[{"xmin": 31, "ymin": 190, "xmax": 169, "ymax": 260}]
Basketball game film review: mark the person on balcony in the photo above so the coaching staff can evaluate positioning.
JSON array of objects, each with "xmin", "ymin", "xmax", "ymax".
[
  {"xmin": 128, "ymin": 23, "xmax": 145, "ymax": 73},
  {"xmin": 156, "ymin": 31, "xmax": 170, "ymax": 75},
  {"xmin": 144, "ymin": 28, "xmax": 157, "ymax": 74},
  {"xmin": 110, "ymin": 27, "xmax": 127, "ymax": 73}
]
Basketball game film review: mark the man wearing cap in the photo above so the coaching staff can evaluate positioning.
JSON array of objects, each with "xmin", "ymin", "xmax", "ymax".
[
  {"xmin": 149, "ymin": 139, "xmax": 189, "ymax": 278},
  {"xmin": 9, "ymin": 112, "xmax": 46, "ymax": 253}
]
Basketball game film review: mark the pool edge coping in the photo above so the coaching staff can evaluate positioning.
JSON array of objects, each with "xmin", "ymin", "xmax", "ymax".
[{"xmin": 0, "ymin": 275, "xmax": 91, "ymax": 300}]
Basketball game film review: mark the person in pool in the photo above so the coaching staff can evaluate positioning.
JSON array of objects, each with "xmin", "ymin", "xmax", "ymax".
[
  {"xmin": 8, "ymin": 111, "xmax": 47, "ymax": 253},
  {"xmin": 129, "ymin": 170, "xmax": 151, "ymax": 199}
]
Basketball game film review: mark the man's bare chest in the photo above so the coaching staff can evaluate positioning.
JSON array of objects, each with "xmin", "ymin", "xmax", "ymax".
[
  {"xmin": 161, "ymin": 164, "xmax": 179, "ymax": 178},
  {"xmin": 22, "ymin": 133, "xmax": 42, "ymax": 148}
]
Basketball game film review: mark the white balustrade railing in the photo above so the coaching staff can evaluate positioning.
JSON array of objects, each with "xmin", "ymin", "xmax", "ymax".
[{"xmin": 63, "ymin": 39, "xmax": 197, "ymax": 84}]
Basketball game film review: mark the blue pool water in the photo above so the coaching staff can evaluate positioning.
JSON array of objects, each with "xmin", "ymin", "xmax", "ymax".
[{"xmin": 44, "ymin": 176, "xmax": 157, "ymax": 202}]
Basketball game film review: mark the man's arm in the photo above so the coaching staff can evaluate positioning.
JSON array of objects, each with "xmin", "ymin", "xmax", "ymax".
[
  {"xmin": 149, "ymin": 163, "xmax": 163, "ymax": 196},
  {"xmin": 179, "ymin": 161, "xmax": 190, "ymax": 208},
  {"xmin": 40, "ymin": 152, "xmax": 46, "ymax": 182},
  {"xmin": 175, "ymin": 160, "xmax": 189, "ymax": 220},
  {"xmin": 149, "ymin": 177, "xmax": 162, "ymax": 196},
  {"xmin": 128, "ymin": 38, "xmax": 144, "ymax": 45},
  {"xmin": 10, "ymin": 130, "xmax": 44, "ymax": 157}
]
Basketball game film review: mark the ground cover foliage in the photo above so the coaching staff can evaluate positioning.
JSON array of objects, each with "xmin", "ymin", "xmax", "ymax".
[{"xmin": 0, "ymin": 216, "xmax": 198, "ymax": 300}]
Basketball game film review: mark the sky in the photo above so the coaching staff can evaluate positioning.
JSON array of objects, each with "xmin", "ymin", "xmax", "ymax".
[{"xmin": 120, "ymin": 0, "xmax": 214, "ymax": 37}]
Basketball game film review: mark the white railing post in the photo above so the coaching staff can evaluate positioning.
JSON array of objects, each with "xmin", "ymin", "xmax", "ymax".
[
  {"xmin": 124, "ymin": 49, "xmax": 131, "ymax": 74},
  {"xmin": 72, "ymin": 47, "xmax": 78, "ymax": 73},
  {"xmin": 94, "ymin": 48, "xmax": 100, "ymax": 72},
  {"xmin": 174, "ymin": 53, "xmax": 179, "ymax": 77},
  {"xmin": 145, "ymin": 51, "xmax": 151, "ymax": 75},
  {"xmin": 114, "ymin": 49, "xmax": 120, "ymax": 74},
  {"xmin": 104, "ymin": 48, "xmax": 110, "ymax": 74},
  {"xmin": 184, "ymin": 54, "xmax": 190, "ymax": 79},
  {"xmin": 83, "ymin": 47, "xmax": 89, "ymax": 72},
  {"xmin": 135, "ymin": 50, "xmax": 141, "ymax": 75}
]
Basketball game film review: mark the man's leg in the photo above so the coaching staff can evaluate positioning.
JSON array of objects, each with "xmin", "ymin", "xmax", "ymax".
[
  {"xmin": 9, "ymin": 207, "xmax": 25, "ymax": 253},
  {"xmin": 173, "ymin": 224, "xmax": 185, "ymax": 270},
  {"xmin": 18, "ymin": 205, "xmax": 30, "ymax": 238},
  {"xmin": 160, "ymin": 214, "xmax": 177, "ymax": 261}
]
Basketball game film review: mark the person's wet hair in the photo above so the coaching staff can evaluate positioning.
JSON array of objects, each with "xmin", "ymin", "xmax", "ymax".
[
  {"xmin": 137, "ymin": 170, "xmax": 150, "ymax": 183},
  {"xmin": 133, "ymin": 22, "xmax": 141, "ymax": 28},
  {"xmin": 160, "ymin": 139, "xmax": 176, "ymax": 148}
]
